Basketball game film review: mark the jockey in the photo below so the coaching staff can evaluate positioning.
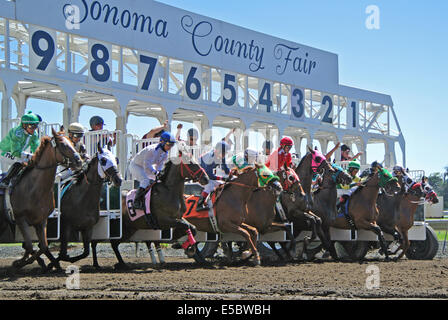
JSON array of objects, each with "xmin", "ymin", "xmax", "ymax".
[
  {"xmin": 67, "ymin": 122, "xmax": 89, "ymax": 161},
  {"xmin": 337, "ymin": 161, "xmax": 381, "ymax": 216},
  {"xmin": 196, "ymin": 140, "xmax": 231, "ymax": 211},
  {"xmin": 232, "ymin": 148, "xmax": 262, "ymax": 171},
  {"xmin": 0, "ymin": 111, "xmax": 41, "ymax": 188},
  {"xmin": 266, "ymin": 137, "xmax": 293, "ymax": 172},
  {"xmin": 56, "ymin": 122, "xmax": 89, "ymax": 183},
  {"xmin": 129, "ymin": 131, "xmax": 176, "ymax": 210},
  {"xmin": 392, "ymin": 165, "xmax": 416, "ymax": 192},
  {"xmin": 338, "ymin": 160, "xmax": 361, "ymax": 190}
]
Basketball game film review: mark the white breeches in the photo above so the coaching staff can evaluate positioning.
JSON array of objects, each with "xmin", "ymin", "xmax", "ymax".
[
  {"xmin": 204, "ymin": 179, "xmax": 224, "ymax": 194},
  {"xmin": 129, "ymin": 161, "xmax": 154, "ymax": 189}
]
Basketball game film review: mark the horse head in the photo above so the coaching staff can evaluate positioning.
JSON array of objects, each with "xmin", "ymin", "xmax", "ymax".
[
  {"xmin": 255, "ymin": 164, "xmax": 282, "ymax": 196},
  {"xmin": 97, "ymin": 142, "xmax": 122, "ymax": 187},
  {"xmin": 175, "ymin": 142, "xmax": 209, "ymax": 185},
  {"xmin": 377, "ymin": 167, "xmax": 401, "ymax": 195},
  {"xmin": 330, "ymin": 163, "xmax": 352, "ymax": 186},
  {"xmin": 421, "ymin": 180, "xmax": 439, "ymax": 204},
  {"xmin": 52, "ymin": 128, "xmax": 82, "ymax": 170}
]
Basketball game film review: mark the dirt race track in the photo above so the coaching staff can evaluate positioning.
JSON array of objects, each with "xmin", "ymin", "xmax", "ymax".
[{"xmin": 0, "ymin": 252, "xmax": 447, "ymax": 300}]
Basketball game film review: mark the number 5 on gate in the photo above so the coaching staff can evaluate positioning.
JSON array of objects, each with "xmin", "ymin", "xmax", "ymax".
[{"xmin": 29, "ymin": 26, "xmax": 57, "ymax": 74}]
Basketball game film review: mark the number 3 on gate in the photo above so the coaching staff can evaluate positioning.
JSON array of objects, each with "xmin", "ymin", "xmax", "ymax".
[{"xmin": 30, "ymin": 27, "xmax": 57, "ymax": 74}]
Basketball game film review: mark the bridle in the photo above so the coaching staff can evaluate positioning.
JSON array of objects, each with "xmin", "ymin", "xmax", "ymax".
[{"xmin": 179, "ymin": 159, "xmax": 206, "ymax": 182}]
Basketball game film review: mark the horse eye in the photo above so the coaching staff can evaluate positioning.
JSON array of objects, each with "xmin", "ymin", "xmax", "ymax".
[{"xmin": 100, "ymin": 158, "xmax": 107, "ymax": 166}]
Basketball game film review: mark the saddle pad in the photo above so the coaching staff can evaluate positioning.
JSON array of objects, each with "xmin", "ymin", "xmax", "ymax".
[
  {"xmin": 182, "ymin": 194, "xmax": 216, "ymax": 220},
  {"xmin": 126, "ymin": 188, "xmax": 152, "ymax": 222}
]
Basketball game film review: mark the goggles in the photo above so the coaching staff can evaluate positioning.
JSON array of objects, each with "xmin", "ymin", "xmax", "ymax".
[
  {"xmin": 25, "ymin": 123, "xmax": 38, "ymax": 130},
  {"xmin": 71, "ymin": 132, "xmax": 84, "ymax": 138}
]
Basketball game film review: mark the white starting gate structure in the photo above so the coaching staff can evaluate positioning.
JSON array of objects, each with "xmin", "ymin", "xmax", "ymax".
[{"xmin": 0, "ymin": 0, "xmax": 428, "ymax": 246}]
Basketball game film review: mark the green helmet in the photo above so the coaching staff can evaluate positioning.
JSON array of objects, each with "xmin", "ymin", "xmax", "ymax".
[
  {"xmin": 348, "ymin": 160, "xmax": 360, "ymax": 170},
  {"xmin": 21, "ymin": 111, "xmax": 41, "ymax": 124}
]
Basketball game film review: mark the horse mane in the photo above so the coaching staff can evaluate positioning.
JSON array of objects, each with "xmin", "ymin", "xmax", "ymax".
[
  {"xmin": 73, "ymin": 154, "xmax": 98, "ymax": 185},
  {"xmin": 158, "ymin": 160, "xmax": 173, "ymax": 181},
  {"xmin": 28, "ymin": 132, "xmax": 66, "ymax": 168},
  {"xmin": 297, "ymin": 152, "xmax": 311, "ymax": 170}
]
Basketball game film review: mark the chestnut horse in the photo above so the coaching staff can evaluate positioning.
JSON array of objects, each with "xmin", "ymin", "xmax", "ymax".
[
  {"xmin": 8, "ymin": 129, "xmax": 82, "ymax": 271},
  {"xmin": 182, "ymin": 165, "xmax": 274, "ymax": 266},
  {"xmin": 331, "ymin": 163, "xmax": 401, "ymax": 261},
  {"xmin": 97, "ymin": 144, "xmax": 209, "ymax": 269}
]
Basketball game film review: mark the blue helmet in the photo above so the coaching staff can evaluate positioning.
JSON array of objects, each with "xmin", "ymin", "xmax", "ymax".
[{"xmin": 160, "ymin": 131, "xmax": 176, "ymax": 144}]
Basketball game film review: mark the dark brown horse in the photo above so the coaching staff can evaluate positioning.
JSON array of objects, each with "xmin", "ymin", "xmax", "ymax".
[
  {"xmin": 8, "ymin": 129, "xmax": 82, "ymax": 271},
  {"xmin": 303, "ymin": 162, "xmax": 353, "ymax": 260},
  {"xmin": 48, "ymin": 143, "xmax": 122, "ymax": 269},
  {"xmin": 331, "ymin": 164, "xmax": 401, "ymax": 260},
  {"xmin": 182, "ymin": 165, "xmax": 272, "ymax": 266},
  {"xmin": 274, "ymin": 148, "xmax": 337, "ymax": 260},
  {"xmin": 97, "ymin": 143, "xmax": 209, "ymax": 269}
]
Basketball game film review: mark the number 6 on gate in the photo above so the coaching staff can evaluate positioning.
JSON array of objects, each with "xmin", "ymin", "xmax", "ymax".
[{"xmin": 29, "ymin": 26, "xmax": 57, "ymax": 74}]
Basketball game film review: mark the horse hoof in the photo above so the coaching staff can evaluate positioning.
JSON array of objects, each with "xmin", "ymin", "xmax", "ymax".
[
  {"xmin": 185, "ymin": 246, "xmax": 196, "ymax": 258},
  {"xmin": 241, "ymin": 250, "xmax": 252, "ymax": 260},
  {"xmin": 114, "ymin": 263, "xmax": 131, "ymax": 271}
]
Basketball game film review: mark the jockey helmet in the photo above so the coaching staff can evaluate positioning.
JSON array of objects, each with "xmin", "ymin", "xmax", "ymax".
[
  {"xmin": 244, "ymin": 148, "xmax": 260, "ymax": 163},
  {"xmin": 215, "ymin": 140, "xmax": 230, "ymax": 154},
  {"xmin": 393, "ymin": 165, "xmax": 405, "ymax": 173},
  {"xmin": 160, "ymin": 131, "xmax": 176, "ymax": 145},
  {"xmin": 187, "ymin": 128, "xmax": 199, "ymax": 139},
  {"xmin": 348, "ymin": 160, "xmax": 361, "ymax": 170},
  {"xmin": 68, "ymin": 122, "xmax": 85, "ymax": 134},
  {"xmin": 89, "ymin": 116, "xmax": 105, "ymax": 128},
  {"xmin": 21, "ymin": 111, "xmax": 41, "ymax": 124},
  {"xmin": 280, "ymin": 137, "xmax": 293, "ymax": 147}
]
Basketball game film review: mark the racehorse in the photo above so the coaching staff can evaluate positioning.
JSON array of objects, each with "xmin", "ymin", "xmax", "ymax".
[
  {"xmin": 273, "ymin": 148, "xmax": 338, "ymax": 260},
  {"xmin": 48, "ymin": 142, "xmax": 122, "ymax": 269},
  {"xmin": 302, "ymin": 163, "xmax": 352, "ymax": 259},
  {"xmin": 377, "ymin": 177, "xmax": 438, "ymax": 259},
  {"xmin": 96, "ymin": 143, "xmax": 209, "ymax": 269},
  {"xmin": 181, "ymin": 165, "xmax": 276, "ymax": 266},
  {"xmin": 331, "ymin": 163, "xmax": 401, "ymax": 261},
  {"xmin": 6, "ymin": 129, "xmax": 82, "ymax": 271}
]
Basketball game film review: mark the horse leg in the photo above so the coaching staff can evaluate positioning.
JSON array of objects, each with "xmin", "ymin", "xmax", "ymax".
[
  {"xmin": 111, "ymin": 239, "xmax": 129, "ymax": 270},
  {"xmin": 12, "ymin": 217, "xmax": 34, "ymax": 269},
  {"xmin": 155, "ymin": 242, "xmax": 165, "ymax": 264},
  {"xmin": 370, "ymin": 223, "xmax": 390, "ymax": 261},
  {"xmin": 266, "ymin": 242, "xmax": 285, "ymax": 261},
  {"xmin": 66, "ymin": 229, "xmax": 92, "ymax": 264},
  {"xmin": 266, "ymin": 222, "xmax": 296, "ymax": 261},
  {"xmin": 35, "ymin": 221, "xmax": 61, "ymax": 272},
  {"xmin": 397, "ymin": 231, "xmax": 409, "ymax": 260},
  {"xmin": 91, "ymin": 240, "xmax": 101, "ymax": 269},
  {"xmin": 240, "ymin": 223, "xmax": 260, "ymax": 265}
]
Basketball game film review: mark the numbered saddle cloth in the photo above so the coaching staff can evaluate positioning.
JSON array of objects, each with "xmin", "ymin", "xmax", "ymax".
[
  {"xmin": 126, "ymin": 188, "xmax": 152, "ymax": 222},
  {"xmin": 182, "ymin": 193, "xmax": 220, "ymax": 233}
]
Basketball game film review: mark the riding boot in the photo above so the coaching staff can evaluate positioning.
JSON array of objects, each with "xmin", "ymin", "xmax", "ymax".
[
  {"xmin": 0, "ymin": 162, "xmax": 23, "ymax": 188},
  {"xmin": 196, "ymin": 191, "xmax": 209, "ymax": 211},
  {"xmin": 336, "ymin": 194, "xmax": 349, "ymax": 216},
  {"xmin": 275, "ymin": 198, "xmax": 287, "ymax": 222},
  {"xmin": 133, "ymin": 187, "xmax": 147, "ymax": 210}
]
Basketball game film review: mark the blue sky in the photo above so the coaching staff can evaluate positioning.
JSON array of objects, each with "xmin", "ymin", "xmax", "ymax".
[
  {"xmin": 154, "ymin": 0, "xmax": 448, "ymax": 175},
  {"xmin": 4, "ymin": 1, "xmax": 447, "ymax": 175}
]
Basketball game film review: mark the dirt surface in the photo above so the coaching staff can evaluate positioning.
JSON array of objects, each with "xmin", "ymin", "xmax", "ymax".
[{"xmin": 0, "ymin": 253, "xmax": 447, "ymax": 300}]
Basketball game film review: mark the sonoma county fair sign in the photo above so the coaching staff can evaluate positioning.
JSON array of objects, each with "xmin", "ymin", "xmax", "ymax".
[{"xmin": 14, "ymin": 0, "xmax": 340, "ymax": 94}]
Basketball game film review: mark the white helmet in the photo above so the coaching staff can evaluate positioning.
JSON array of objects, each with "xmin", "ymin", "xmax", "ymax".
[
  {"xmin": 68, "ymin": 122, "xmax": 85, "ymax": 134},
  {"xmin": 244, "ymin": 148, "xmax": 261, "ymax": 164}
]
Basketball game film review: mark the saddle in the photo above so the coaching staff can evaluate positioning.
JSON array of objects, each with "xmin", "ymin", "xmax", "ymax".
[
  {"xmin": 126, "ymin": 187, "xmax": 158, "ymax": 228},
  {"xmin": 183, "ymin": 193, "xmax": 220, "ymax": 233}
]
